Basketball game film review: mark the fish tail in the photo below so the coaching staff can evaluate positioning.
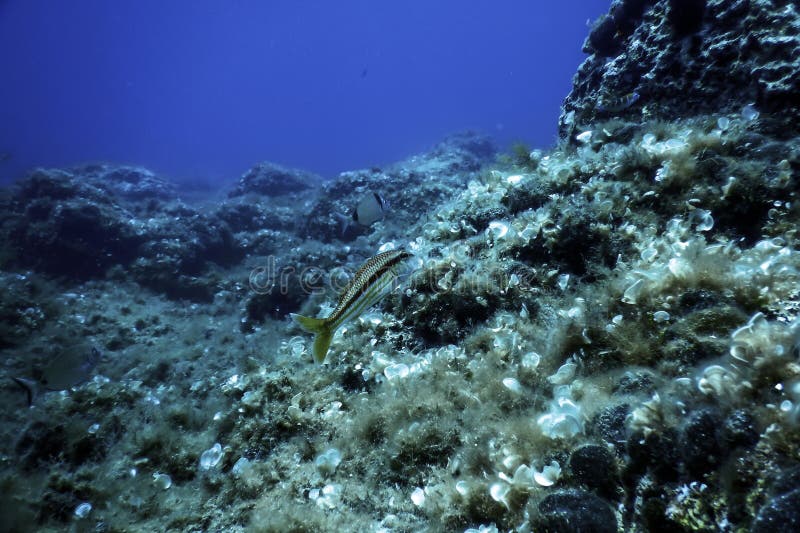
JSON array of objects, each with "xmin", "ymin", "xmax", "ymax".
[
  {"xmin": 12, "ymin": 377, "xmax": 37, "ymax": 407},
  {"xmin": 290, "ymin": 314, "xmax": 334, "ymax": 363}
]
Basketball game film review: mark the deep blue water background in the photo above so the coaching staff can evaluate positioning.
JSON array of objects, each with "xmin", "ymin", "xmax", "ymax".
[{"xmin": 0, "ymin": 0, "xmax": 609, "ymax": 186}]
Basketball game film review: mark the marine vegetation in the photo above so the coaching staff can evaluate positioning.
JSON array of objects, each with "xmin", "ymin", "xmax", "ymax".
[{"xmin": 0, "ymin": 0, "xmax": 799, "ymax": 531}]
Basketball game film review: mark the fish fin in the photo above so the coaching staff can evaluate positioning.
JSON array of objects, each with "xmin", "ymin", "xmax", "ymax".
[
  {"xmin": 311, "ymin": 329, "xmax": 334, "ymax": 364},
  {"xmin": 333, "ymin": 212, "xmax": 351, "ymax": 235},
  {"xmin": 290, "ymin": 314, "xmax": 334, "ymax": 363},
  {"xmin": 12, "ymin": 377, "xmax": 37, "ymax": 407}
]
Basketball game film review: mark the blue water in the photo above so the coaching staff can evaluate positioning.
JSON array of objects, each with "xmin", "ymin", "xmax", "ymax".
[{"xmin": 0, "ymin": 0, "xmax": 609, "ymax": 185}]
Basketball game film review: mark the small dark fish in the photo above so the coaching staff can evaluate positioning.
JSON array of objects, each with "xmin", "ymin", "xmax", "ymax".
[
  {"xmin": 13, "ymin": 346, "xmax": 101, "ymax": 406},
  {"xmin": 335, "ymin": 191, "xmax": 388, "ymax": 234},
  {"xmin": 596, "ymin": 91, "xmax": 641, "ymax": 113},
  {"xmin": 360, "ymin": 68, "xmax": 368, "ymax": 78},
  {"xmin": 0, "ymin": 152, "xmax": 11, "ymax": 163}
]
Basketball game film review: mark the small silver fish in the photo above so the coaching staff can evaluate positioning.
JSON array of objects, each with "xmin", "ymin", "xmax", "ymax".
[
  {"xmin": 13, "ymin": 346, "xmax": 101, "ymax": 406},
  {"xmin": 596, "ymin": 91, "xmax": 641, "ymax": 113},
  {"xmin": 291, "ymin": 249, "xmax": 413, "ymax": 363},
  {"xmin": 335, "ymin": 192, "xmax": 388, "ymax": 234}
]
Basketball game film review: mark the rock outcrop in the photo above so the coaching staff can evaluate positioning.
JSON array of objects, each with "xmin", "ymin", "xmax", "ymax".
[{"xmin": 561, "ymin": 0, "xmax": 800, "ymax": 140}]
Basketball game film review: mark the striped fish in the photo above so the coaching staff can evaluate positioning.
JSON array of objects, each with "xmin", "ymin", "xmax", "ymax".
[
  {"xmin": 291, "ymin": 249, "xmax": 413, "ymax": 363},
  {"xmin": 596, "ymin": 91, "xmax": 640, "ymax": 113}
]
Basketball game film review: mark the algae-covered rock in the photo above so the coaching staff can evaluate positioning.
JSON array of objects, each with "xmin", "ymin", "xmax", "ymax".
[
  {"xmin": 1, "ymin": 168, "xmax": 146, "ymax": 278},
  {"xmin": 227, "ymin": 161, "xmax": 320, "ymax": 197},
  {"xmin": 562, "ymin": 0, "xmax": 800, "ymax": 140},
  {"xmin": 303, "ymin": 132, "xmax": 496, "ymax": 242},
  {"xmin": 533, "ymin": 489, "xmax": 617, "ymax": 533},
  {"xmin": 0, "ymin": 166, "xmax": 244, "ymax": 298},
  {"xmin": 2, "ymin": 2, "xmax": 800, "ymax": 530}
]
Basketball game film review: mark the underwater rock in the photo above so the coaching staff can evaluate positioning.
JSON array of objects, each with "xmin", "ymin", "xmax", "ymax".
[
  {"xmin": 770, "ymin": 465, "xmax": 800, "ymax": 497},
  {"xmin": 303, "ymin": 131, "xmax": 495, "ymax": 242},
  {"xmin": 243, "ymin": 288, "xmax": 304, "ymax": 328},
  {"xmin": 301, "ymin": 167, "xmax": 390, "ymax": 242},
  {"xmin": 681, "ymin": 408, "xmax": 723, "ymax": 477},
  {"xmin": 0, "ymin": 41, "xmax": 798, "ymax": 528},
  {"xmin": 568, "ymin": 444, "xmax": 620, "ymax": 499},
  {"xmin": 627, "ymin": 427, "xmax": 681, "ymax": 482},
  {"xmin": 227, "ymin": 161, "xmax": 320, "ymax": 197},
  {"xmin": 614, "ymin": 369, "xmax": 658, "ymax": 396},
  {"xmin": 128, "ymin": 208, "xmax": 242, "ymax": 300},
  {"xmin": 75, "ymin": 164, "xmax": 177, "ymax": 201},
  {"xmin": 586, "ymin": 14, "xmax": 624, "ymax": 58},
  {"xmin": 667, "ymin": 0, "xmax": 706, "ymax": 37},
  {"xmin": 2, "ymin": 169, "xmax": 145, "ymax": 279},
  {"xmin": 215, "ymin": 201, "xmax": 298, "ymax": 234},
  {"xmin": 585, "ymin": 0, "xmax": 654, "ymax": 57},
  {"xmin": 241, "ymin": 243, "xmax": 348, "ymax": 326},
  {"xmin": 587, "ymin": 404, "xmax": 630, "ymax": 455},
  {"xmin": 15, "ymin": 421, "xmax": 69, "ymax": 469},
  {"xmin": 0, "ymin": 272, "xmax": 56, "ymax": 349},
  {"xmin": 720, "ymin": 408, "xmax": 759, "ymax": 449},
  {"xmin": 425, "ymin": 131, "xmax": 497, "ymax": 172},
  {"xmin": 532, "ymin": 489, "xmax": 617, "ymax": 533},
  {"xmin": 562, "ymin": 0, "xmax": 800, "ymax": 138},
  {"xmin": 0, "ymin": 165, "xmax": 244, "ymax": 296},
  {"xmin": 752, "ymin": 489, "xmax": 800, "ymax": 533}
]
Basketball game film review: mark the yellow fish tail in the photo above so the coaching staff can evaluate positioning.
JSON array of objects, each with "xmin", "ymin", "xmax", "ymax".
[{"xmin": 291, "ymin": 314, "xmax": 334, "ymax": 363}]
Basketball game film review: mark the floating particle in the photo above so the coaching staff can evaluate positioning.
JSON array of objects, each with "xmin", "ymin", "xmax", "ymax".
[
  {"xmin": 411, "ymin": 487, "xmax": 426, "ymax": 506},
  {"xmin": 717, "ymin": 117, "xmax": 730, "ymax": 131}
]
